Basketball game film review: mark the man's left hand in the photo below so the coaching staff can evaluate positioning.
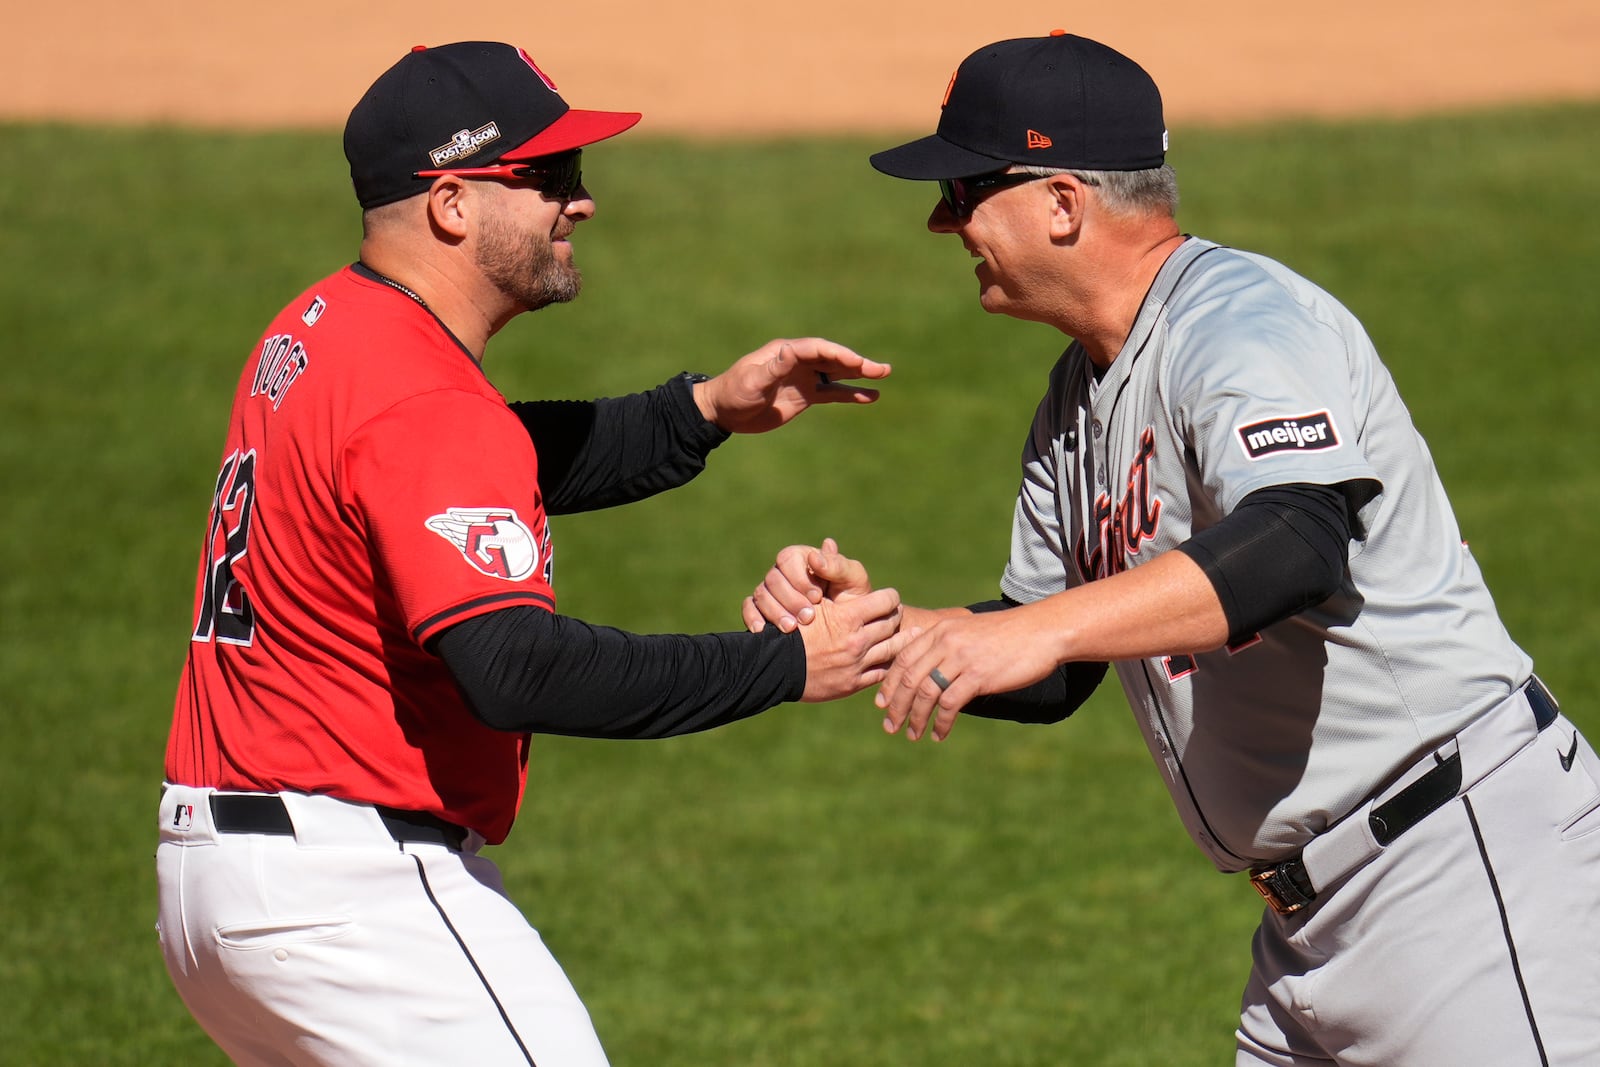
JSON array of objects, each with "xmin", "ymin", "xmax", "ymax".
[
  {"xmin": 695, "ymin": 338, "xmax": 890, "ymax": 434},
  {"xmin": 877, "ymin": 607, "xmax": 1063, "ymax": 742}
]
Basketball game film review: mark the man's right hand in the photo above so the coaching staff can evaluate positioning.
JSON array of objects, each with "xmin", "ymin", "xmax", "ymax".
[
  {"xmin": 796, "ymin": 585, "xmax": 911, "ymax": 703},
  {"xmin": 743, "ymin": 537, "xmax": 874, "ymax": 633}
]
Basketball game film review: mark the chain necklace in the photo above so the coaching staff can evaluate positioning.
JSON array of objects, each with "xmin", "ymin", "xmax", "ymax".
[{"xmin": 360, "ymin": 264, "xmax": 430, "ymax": 311}]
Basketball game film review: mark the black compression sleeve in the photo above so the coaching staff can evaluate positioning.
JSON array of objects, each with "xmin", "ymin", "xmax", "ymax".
[
  {"xmin": 1175, "ymin": 482, "xmax": 1356, "ymax": 643},
  {"xmin": 510, "ymin": 374, "xmax": 731, "ymax": 515},
  {"xmin": 954, "ymin": 598, "xmax": 1107, "ymax": 724},
  {"xmin": 434, "ymin": 605, "xmax": 805, "ymax": 738}
]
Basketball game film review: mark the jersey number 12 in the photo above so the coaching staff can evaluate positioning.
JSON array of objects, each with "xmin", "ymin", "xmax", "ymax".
[{"xmin": 193, "ymin": 449, "xmax": 258, "ymax": 646}]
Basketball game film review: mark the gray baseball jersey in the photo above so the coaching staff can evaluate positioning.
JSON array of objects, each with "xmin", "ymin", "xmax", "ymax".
[{"xmin": 999, "ymin": 236, "xmax": 1532, "ymax": 871}]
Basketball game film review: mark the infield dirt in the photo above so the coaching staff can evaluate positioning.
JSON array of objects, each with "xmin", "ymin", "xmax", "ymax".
[{"xmin": 10, "ymin": 1, "xmax": 1600, "ymax": 133}]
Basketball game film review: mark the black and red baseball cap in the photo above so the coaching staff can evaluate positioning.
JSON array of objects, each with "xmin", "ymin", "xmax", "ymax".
[
  {"xmin": 344, "ymin": 42, "xmax": 643, "ymax": 209},
  {"xmin": 870, "ymin": 31, "xmax": 1167, "ymax": 181}
]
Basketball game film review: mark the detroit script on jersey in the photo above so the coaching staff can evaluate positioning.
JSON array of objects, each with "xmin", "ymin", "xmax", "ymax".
[{"xmin": 1000, "ymin": 238, "xmax": 1531, "ymax": 870}]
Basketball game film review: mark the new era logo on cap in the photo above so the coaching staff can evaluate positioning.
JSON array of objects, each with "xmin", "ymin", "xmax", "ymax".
[{"xmin": 1027, "ymin": 130, "xmax": 1053, "ymax": 149}]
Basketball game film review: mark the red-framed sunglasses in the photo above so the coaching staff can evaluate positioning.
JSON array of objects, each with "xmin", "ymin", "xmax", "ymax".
[
  {"xmin": 414, "ymin": 149, "xmax": 584, "ymax": 200},
  {"xmin": 938, "ymin": 171, "xmax": 1049, "ymax": 218}
]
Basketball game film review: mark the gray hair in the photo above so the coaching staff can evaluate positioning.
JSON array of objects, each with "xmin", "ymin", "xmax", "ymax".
[
  {"xmin": 361, "ymin": 198, "xmax": 405, "ymax": 240},
  {"xmin": 1017, "ymin": 164, "xmax": 1179, "ymax": 218}
]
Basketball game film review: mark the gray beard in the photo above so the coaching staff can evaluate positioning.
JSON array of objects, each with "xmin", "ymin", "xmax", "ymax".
[{"xmin": 476, "ymin": 212, "xmax": 582, "ymax": 311}]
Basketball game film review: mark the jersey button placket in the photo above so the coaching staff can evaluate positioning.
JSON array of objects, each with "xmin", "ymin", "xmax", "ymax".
[{"xmin": 1092, "ymin": 420, "xmax": 1106, "ymax": 486}]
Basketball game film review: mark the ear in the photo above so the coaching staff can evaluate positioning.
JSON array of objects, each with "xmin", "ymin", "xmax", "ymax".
[
  {"xmin": 424, "ymin": 176, "xmax": 472, "ymax": 240},
  {"xmin": 1045, "ymin": 174, "xmax": 1088, "ymax": 240}
]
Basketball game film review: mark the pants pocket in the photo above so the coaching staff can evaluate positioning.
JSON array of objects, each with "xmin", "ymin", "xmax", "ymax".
[
  {"xmin": 214, "ymin": 914, "xmax": 353, "ymax": 951},
  {"xmin": 1563, "ymin": 798, "xmax": 1600, "ymax": 840}
]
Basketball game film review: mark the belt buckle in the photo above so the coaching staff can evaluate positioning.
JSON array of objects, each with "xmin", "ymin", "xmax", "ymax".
[{"xmin": 1249, "ymin": 863, "xmax": 1314, "ymax": 916}]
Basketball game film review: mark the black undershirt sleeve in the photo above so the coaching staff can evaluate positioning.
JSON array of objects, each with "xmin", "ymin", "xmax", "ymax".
[
  {"xmin": 955, "ymin": 598, "xmax": 1109, "ymax": 724},
  {"xmin": 434, "ymin": 605, "xmax": 806, "ymax": 738},
  {"xmin": 510, "ymin": 374, "xmax": 731, "ymax": 515},
  {"xmin": 1175, "ymin": 480, "xmax": 1365, "ymax": 644}
]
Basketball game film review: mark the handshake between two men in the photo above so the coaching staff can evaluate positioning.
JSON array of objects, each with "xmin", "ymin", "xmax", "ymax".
[{"xmin": 743, "ymin": 539, "xmax": 1086, "ymax": 742}]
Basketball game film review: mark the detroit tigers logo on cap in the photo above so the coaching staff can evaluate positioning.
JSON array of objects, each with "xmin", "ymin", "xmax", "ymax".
[
  {"xmin": 1236, "ymin": 411, "xmax": 1340, "ymax": 461},
  {"xmin": 425, "ymin": 507, "xmax": 539, "ymax": 580}
]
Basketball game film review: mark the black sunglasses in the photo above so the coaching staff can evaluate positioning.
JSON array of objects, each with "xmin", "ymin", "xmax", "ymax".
[
  {"xmin": 938, "ymin": 171, "xmax": 1048, "ymax": 218},
  {"xmin": 413, "ymin": 149, "xmax": 584, "ymax": 200}
]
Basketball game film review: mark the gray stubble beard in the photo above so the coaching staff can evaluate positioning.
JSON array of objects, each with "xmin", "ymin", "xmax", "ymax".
[{"xmin": 476, "ymin": 210, "xmax": 583, "ymax": 312}]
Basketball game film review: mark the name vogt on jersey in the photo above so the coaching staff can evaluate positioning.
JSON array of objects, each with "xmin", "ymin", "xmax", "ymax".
[
  {"xmin": 248, "ymin": 294, "xmax": 328, "ymax": 410},
  {"xmin": 1235, "ymin": 411, "xmax": 1340, "ymax": 461},
  {"xmin": 250, "ymin": 334, "xmax": 310, "ymax": 411}
]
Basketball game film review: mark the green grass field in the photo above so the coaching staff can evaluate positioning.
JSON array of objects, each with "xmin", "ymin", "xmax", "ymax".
[{"xmin": 3, "ymin": 103, "xmax": 1598, "ymax": 1065}]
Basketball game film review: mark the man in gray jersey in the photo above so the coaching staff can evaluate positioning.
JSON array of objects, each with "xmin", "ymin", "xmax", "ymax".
[{"xmin": 745, "ymin": 31, "xmax": 1600, "ymax": 1066}]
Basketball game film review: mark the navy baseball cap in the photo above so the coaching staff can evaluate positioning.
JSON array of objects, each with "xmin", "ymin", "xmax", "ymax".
[
  {"xmin": 344, "ymin": 42, "xmax": 643, "ymax": 209},
  {"xmin": 871, "ymin": 31, "xmax": 1167, "ymax": 180}
]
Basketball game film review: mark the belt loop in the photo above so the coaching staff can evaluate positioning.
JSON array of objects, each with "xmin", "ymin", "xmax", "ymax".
[
  {"xmin": 1526, "ymin": 675, "xmax": 1558, "ymax": 731},
  {"xmin": 278, "ymin": 793, "xmax": 396, "ymax": 848},
  {"xmin": 160, "ymin": 783, "xmax": 222, "ymax": 845}
]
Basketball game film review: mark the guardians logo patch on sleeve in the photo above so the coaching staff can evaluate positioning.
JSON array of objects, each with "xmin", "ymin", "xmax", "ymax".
[
  {"xmin": 425, "ymin": 507, "xmax": 539, "ymax": 581},
  {"xmin": 1235, "ymin": 411, "xmax": 1340, "ymax": 461}
]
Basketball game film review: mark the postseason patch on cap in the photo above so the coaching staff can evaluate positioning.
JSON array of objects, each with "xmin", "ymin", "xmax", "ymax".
[
  {"xmin": 1236, "ymin": 411, "xmax": 1340, "ymax": 461},
  {"xmin": 429, "ymin": 122, "xmax": 503, "ymax": 167}
]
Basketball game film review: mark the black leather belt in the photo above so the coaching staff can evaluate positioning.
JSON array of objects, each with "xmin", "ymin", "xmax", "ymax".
[
  {"xmin": 208, "ymin": 794, "xmax": 468, "ymax": 851},
  {"xmin": 1250, "ymin": 678, "xmax": 1559, "ymax": 916}
]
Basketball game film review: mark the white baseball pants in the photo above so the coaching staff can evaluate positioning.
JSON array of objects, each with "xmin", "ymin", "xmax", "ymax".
[{"xmin": 156, "ymin": 785, "xmax": 610, "ymax": 1066}]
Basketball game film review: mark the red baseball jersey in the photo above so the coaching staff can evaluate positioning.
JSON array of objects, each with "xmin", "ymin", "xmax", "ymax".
[{"xmin": 167, "ymin": 266, "xmax": 556, "ymax": 843}]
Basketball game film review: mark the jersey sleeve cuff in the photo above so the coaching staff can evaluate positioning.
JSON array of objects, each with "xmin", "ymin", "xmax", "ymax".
[
  {"xmin": 667, "ymin": 372, "xmax": 733, "ymax": 452},
  {"xmin": 412, "ymin": 590, "xmax": 555, "ymax": 647}
]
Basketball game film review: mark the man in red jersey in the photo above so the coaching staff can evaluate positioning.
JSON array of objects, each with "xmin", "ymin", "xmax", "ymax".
[{"xmin": 157, "ymin": 41, "xmax": 902, "ymax": 1066}]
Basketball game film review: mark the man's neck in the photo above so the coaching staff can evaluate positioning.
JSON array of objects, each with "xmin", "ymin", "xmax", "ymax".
[
  {"xmin": 1070, "ymin": 229, "xmax": 1186, "ymax": 370},
  {"xmin": 358, "ymin": 240, "xmax": 506, "ymax": 361}
]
